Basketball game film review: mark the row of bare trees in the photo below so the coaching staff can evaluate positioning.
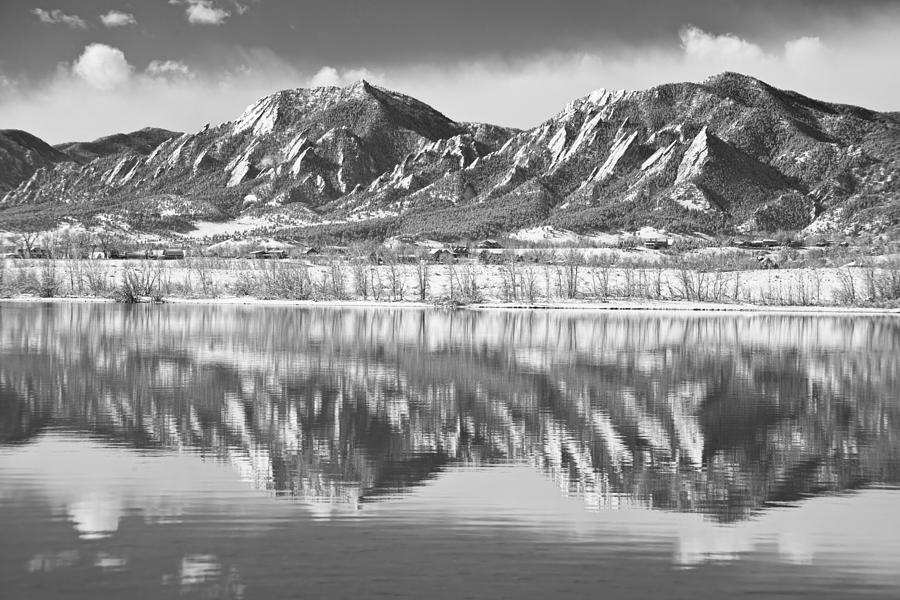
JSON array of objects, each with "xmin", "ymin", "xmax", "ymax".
[{"xmin": 3, "ymin": 254, "xmax": 900, "ymax": 307}]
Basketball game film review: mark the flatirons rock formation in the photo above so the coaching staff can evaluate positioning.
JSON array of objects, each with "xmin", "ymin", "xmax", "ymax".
[{"xmin": 1, "ymin": 72, "xmax": 898, "ymax": 237}]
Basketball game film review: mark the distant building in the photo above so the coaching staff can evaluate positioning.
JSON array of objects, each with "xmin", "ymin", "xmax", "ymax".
[
  {"xmin": 248, "ymin": 249, "xmax": 287, "ymax": 259},
  {"xmin": 737, "ymin": 239, "xmax": 778, "ymax": 249},
  {"xmin": 16, "ymin": 247, "xmax": 50, "ymax": 259},
  {"xmin": 428, "ymin": 248, "xmax": 456, "ymax": 263},
  {"xmin": 642, "ymin": 238, "xmax": 670, "ymax": 250},
  {"xmin": 148, "ymin": 248, "xmax": 185, "ymax": 260}
]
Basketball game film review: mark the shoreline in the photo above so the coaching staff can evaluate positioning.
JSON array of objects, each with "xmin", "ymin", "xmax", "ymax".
[{"xmin": 2, "ymin": 294, "xmax": 899, "ymax": 315}]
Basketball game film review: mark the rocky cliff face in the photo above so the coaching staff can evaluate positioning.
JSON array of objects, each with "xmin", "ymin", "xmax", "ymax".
[{"xmin": 1, "ymin": 73, "xmax": 898, "ymax": 237}]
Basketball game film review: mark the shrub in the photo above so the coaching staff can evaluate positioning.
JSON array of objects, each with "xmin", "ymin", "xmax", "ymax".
[
  {"xmin": 257, "ymin": 262, "xmax": 312, "ymax": 300},
  {"xmin": 189, "ymin": 258, "xmax": 220, "ymax": 298},
  {"xmin": 447, "ymin": 263, "xmax": 482, "ymax": 304},
  {"xmin": 587, "ymin": 255, "xmax": 617, "ymax": 299},
  {"xmin": 384, "ymin": 255, "xmax": 407, "ymax": 301},
  {"xmin": 0, "ymin": 260, "xmax": 8, "ymax": 297},
  {"xmin": 833, "ymin": 268, "xmax": 858, "ymax": 306},
  {"xmin": 517, "ymin": 265, "xmax": 540, "ymax": 304},
  {"xmin": 36, "ymin": 261, "xmax": 63, "ymax": 298},
  {"xmin": 115, "ymin": 262, "xmax": 163, "ymax": 303},
  {"xmin": 320, "ymin": 258, "xmax": 348, "ymax": 300},
  {"xmin": 83, "ymin": 259, "xmax": 113, "ymax": 297}
]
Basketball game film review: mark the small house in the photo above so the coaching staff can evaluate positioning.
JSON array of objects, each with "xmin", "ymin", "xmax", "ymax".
[
  {"xmin": 642, "ymin": 238, "xmax": 670, "ymax": 250},
  {"xmin": 428, "ymin": 248, "xmax": 456, "ymax": 263}
]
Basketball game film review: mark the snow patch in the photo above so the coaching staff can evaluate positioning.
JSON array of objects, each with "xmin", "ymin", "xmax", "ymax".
[{"xmin": 185, "ymin": 216, "xmax": 282, "ymax": 239}]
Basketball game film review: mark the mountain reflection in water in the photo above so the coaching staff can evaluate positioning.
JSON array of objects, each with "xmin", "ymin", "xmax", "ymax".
[{"xmin": 1, "ymin": 303, "xmax": 899, "ymax": 598}]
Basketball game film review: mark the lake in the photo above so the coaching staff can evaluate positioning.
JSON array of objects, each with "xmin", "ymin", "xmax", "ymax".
[{"xmin": 1, "ymin": 302, "xmax": 899, "ymax": 599}]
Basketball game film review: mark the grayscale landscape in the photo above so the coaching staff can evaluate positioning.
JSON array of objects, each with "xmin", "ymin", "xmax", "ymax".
[{"xmin": 1, "ymin": 1, "xmax": 898, "ymax": 599}]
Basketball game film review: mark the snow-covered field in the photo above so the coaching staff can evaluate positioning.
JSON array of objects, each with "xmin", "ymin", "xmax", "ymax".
[{"xmin": 183, "ymin": 216, "xmax": 282, "ymax": 238}]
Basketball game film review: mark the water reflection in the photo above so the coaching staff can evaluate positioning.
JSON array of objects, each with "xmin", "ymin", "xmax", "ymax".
[
  {"xmin": 1, "ymin": 304, "xmax": 899, "ymax": 596},
  {"xmin": 2, "ymin": 305, "xmax": 897, "ymax": 519}
]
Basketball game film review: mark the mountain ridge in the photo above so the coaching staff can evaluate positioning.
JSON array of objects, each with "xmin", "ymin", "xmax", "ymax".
[
  {"xmin": 54, "ymin": 127, "xmax": 182, "ymax": 165},
  {"xmin": 1, "ymin": 72, "xmax": 898, "ymax": 239},
  {"xmin": 0, "ymin": 129, "xmax": 72, "ymax": 193}
]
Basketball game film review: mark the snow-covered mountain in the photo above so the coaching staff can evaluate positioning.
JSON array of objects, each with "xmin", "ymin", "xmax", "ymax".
[{"xmin": 1, "ymin": 73, "xmax": 898, "ymax": 237}]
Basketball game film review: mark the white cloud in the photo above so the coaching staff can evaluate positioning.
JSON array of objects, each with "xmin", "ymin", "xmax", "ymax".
[
  {"xmin": 784, "ymin": 36, "xmax": 825, "ymax": 65},
  {"xmin": 146, "ymin": 60, "xmax": 194, "ymax": 79},
  {"xmin": 677, "ymin": 26, "xmax": 831, "ymax": 79},
  {"xmin": 0, "ymin": 71, "xmax": 17, "ymax": 94},
  {"xmin": 31, "ymin": 8, "xmax": 87, "ymax": 29},
  {"xmin": 100, "ymin": 11, "xmax": 137, "ymax": 28},
  {"xmin": 1, "ymin": 21, "xmax": 899, "ymax": 145},
  {"xmin": 72, "ymin": 44, "xmax": 132, "ymax": 90},
  {"xmin": 181, "ymin": 1, "xmax": 230, "ymax": 25},
  {"xmin": 679, "ymin": 25, "xmax": 765, "ymax": 63},
  {"xmin": 310, "ymin": 66, "xmax": 378, "ymax": 88}
]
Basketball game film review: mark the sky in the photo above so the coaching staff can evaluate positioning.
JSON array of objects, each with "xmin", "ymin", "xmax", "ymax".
[{"xmin": 1, "ymin": 0, "xmax": 899, "ymax": 143}]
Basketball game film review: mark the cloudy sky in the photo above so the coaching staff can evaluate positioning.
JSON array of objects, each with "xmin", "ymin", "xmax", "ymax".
[{"xmin": 1, "ymin": 0, "xmax": 899, "ymax": 143}]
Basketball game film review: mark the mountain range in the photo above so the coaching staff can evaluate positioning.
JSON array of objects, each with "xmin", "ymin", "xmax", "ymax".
[{"xmin": 1, "ymin": 72, "xmax": 898, "ymax": 240}]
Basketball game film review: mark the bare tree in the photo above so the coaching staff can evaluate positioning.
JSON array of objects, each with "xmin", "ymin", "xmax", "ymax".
[{"xmin": 415, "ymin": 252, "xmax": 430, "ymax": 301}]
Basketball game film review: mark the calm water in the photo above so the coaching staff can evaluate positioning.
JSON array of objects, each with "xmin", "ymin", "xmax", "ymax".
[{"xmin": 1, "ymin": 303, "xmax": 899, "ymax": 599}]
